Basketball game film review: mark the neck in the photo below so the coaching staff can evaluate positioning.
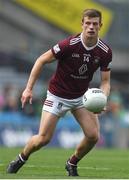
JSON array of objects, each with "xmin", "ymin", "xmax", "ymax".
[{"xmin": 82, "ymin": 33, "xmax": 98, "ymax": 47}]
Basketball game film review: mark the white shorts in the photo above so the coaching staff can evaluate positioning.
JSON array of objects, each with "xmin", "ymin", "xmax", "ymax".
[{"xmin": 43, "ymin": 91, "xmax": 84, "ymax": 117}]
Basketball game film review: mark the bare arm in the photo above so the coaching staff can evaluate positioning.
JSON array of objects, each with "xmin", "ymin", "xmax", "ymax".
[
  {"xmin": 100, "ymin": 70, "xmax": 111, "ymax": 97},
  {"xmin": 97, "ymin": 71, "xmax": 111, "ymax": 112},
  {"xmin": 21, "ymin": 49, "xmax": 54, "ymax": 108}
]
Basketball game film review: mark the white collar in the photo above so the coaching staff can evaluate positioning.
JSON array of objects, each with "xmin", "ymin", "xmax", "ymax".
[{"xmin": 80, "ymin": 33, "xmax": 99, "ymax": 50}]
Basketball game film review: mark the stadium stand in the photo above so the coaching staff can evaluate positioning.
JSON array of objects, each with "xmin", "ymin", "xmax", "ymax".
[{"xmin": 0, "ymin": 0, "xmax": 129, "ymax": 148}]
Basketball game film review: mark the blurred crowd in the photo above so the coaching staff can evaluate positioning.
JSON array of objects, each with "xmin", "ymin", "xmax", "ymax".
[
  {"xmin": 100, "ymin": 84, "xmax": 129, "ymax": 148},
  {"xmin": 0, "ymin": 83, "xmax": 129, "ymax": 148},
  {"xmin": 0, "ymin": 84, "xmax": 45, "ymax": 118}
]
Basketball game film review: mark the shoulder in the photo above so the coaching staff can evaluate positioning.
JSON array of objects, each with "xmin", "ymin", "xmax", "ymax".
[
  {"xmin": 58, "ymin": 33, "xmax": 81, "ymax": 47},
  {"xmin": 52, "ymin": 34, "xmax": 81, "ymax": 58},
  {"xmin": 52, "ymin": 34, "xmax": 81, "ymax": 54},
  {"xmin": 97, "ymin": 39, "xmax": 112, "ymax": 55},
  {"xmin": 69, "ymin": 34, "xmax": 81, "ymax": 45}
]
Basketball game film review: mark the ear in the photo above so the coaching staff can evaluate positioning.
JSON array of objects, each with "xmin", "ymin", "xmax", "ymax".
[
  {"xmin": 100, "ymin": 23, "xmax": 103, "ymax": 28},
  {"xmin": 99, "ymin": 23, "xmax": 103, "ymax": 30},
  {"xmin": 81, "ymin": 20, "xmax": 84, "ymax": 26},
  {"xmin": 81, "ymin": 21, "xmax": 84, "ymax": 29}
]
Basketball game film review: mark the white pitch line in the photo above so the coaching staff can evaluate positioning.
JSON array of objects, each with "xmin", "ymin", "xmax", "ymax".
[
  {"xmin": 78, "ymin": 166, "xmax": 110, "ymax": 170},
  {"xmin": 0, "ymin": 163, "xmax": 110, "ymax": 171},
  {"xmin": 24, "ymin": 164, "xmax": 111, "ymax": 171}
]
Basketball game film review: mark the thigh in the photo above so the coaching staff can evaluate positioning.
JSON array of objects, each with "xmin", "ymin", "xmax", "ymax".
[
  {"xmin": 72, "ymin": 108, "xmax": 100, "ymax": 138},
  {"xmin": 38, "ymin": 110, "xmax": 59, "ymax": 139}
]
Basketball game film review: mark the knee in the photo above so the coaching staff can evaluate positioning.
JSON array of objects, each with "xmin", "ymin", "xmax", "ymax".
[
  {"xmin": 87, "ymin": 129, "xmax": 100, "ymax": 143},
  {"xmin": 38, "ymin": 135, "xmax": 51, "ymax": 146},
  {"xmin": 34, "ymin": 134, "xmax": 51, "ymax": 148}
]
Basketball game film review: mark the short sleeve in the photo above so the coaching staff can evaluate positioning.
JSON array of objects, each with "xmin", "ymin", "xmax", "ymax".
[
  {"xmin": 51, "ymin": 38, "xmax": 70, "ymax": 60},
  {"xmin": 100, "ymin": 48, "xmax": 112, "ymax": 71}
]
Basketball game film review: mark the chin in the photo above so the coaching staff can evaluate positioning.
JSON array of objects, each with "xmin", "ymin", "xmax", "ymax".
[{"xmin": 87, "ymin": 34, "xmax": 96, "ymax": 38}]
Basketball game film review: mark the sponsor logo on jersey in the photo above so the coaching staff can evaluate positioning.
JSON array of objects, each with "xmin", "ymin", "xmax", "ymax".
[
  {"xmin": 53, "ymin": 44, "xmax": 61, "ymax": 54},
  {"xmin": 70, "ymin": 74, "xmax": 88, "ymax": 79}
]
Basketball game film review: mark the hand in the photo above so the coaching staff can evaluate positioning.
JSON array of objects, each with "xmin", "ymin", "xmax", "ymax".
[
  {"xmin": 94, "ymin": 106, "xmax": 107, "ymax": 114},
  {"xmin": 103, "ymin": 106, "xmax": 107, "ymax": 112},
  {"xmin": 21, "ymin": 88, "xmax": 33, "ymax": 108}
]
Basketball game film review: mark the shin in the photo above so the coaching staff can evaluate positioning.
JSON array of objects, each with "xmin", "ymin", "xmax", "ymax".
[
  {"xmin": 22, "ymin": 134, "xmax": 51, "ymax": 158},
  {"xmin": 75, "ymin": 134, "xmax": 99, "ymax": 159}
]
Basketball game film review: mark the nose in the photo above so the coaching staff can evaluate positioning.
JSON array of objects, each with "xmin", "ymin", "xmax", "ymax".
[{"xmin": 89, "ymin": 23, "xmax": 94, "ymax": 29}]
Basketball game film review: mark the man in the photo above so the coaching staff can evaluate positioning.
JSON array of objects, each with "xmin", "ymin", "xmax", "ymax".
[{"xmin": 7, "ymin": 9, "xmax": 112, "ymax": 176}]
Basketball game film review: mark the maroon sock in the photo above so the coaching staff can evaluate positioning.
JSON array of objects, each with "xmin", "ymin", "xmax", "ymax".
[
  {"xmin": 69, "ymin": 155, "xmax": 80, "ymax": 165},
  {"xmin": 20, "ymin": 152, "xmax": 28, "ymax": 161}
]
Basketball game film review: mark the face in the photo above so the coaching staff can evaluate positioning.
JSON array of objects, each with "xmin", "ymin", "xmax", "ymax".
[{"xmin": 82, "ymin": 16, "xmax": 102, "ymax": 39}]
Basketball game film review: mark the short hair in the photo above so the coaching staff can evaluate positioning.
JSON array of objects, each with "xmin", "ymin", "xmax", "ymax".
[{"xmin": 82, "ymin": 9, "xmax": 102, "ymax": 23}]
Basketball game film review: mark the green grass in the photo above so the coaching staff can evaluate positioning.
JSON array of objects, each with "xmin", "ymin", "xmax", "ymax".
[{"xmin": 0, "ymin": 147, "xmax": 128, "ymax": 179}]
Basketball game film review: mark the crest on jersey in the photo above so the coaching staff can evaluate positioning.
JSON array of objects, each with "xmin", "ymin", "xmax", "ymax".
[
  {"xmin": 53, "ymin": 44, "xmax": 61, "ymax": 54},
  {"xmin": 94, "ymin": 56, "xmax": 100, "ymax": 64}
]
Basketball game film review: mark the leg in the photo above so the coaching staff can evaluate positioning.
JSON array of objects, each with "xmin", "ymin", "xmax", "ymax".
[
  {"xmin": 72, "ymin": 107, "xmax": 100, "ymax": 159},
  {"xmin": 66, "ymin": 108, "xmax": 100, "ymax": 176},
  {"xmin": 7, "ymin": 111, "xmax": 59, "ymax": 173},
  {"xmin": 22, "ymin": 111, "xmax": 59, "ymax": 157}
]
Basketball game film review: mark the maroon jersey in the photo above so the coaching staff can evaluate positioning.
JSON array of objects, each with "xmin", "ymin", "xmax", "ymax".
[{"xmin": 49, "ymin": 33, "xmax": 112, "ymax": 99}]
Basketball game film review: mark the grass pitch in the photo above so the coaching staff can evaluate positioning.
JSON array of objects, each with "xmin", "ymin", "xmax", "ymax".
[{"xmin": 0, "ymin": 147, "xmax": 128, "ymax": 179}]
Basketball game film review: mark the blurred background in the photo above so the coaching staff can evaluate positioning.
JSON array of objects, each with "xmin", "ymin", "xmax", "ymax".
[{"xmin": 0, "ymin": 0, "xmax": 129, "ymax": 149}]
